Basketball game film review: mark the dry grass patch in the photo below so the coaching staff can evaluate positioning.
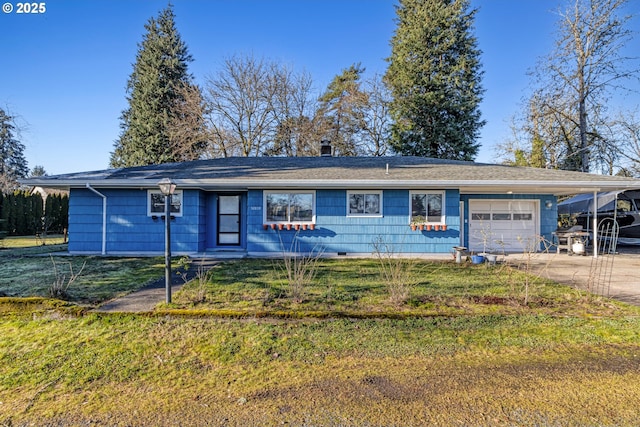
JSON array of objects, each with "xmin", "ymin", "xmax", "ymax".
[{"xmin": 2, "ymin": 315, "xmax": 640, "ymax": 425}]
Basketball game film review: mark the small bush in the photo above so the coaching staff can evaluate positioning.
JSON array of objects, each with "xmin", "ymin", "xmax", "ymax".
[
  {"xmin": 49, "ymin": 256, "xmax": 86, "ymax": 300},
  {"xmin": 277, "ymin": 231, "xmax": 325, "ymax": 303},
  {"xmin": 371, "ymin": 236, "xmax": 417, "ymax": 305}
]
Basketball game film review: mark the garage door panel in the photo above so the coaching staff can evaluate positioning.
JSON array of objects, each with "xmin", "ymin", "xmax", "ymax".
[
  {"xmin": 472, "ymin": 202, "xmax": 493, "ymax": 210},
  {"xmin": 468, "ymin": 200, "xmax": 538, "ymax": 252}
]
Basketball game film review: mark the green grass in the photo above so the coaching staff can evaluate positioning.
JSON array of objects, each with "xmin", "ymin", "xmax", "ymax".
[
  {"xmin": 1, "ymin": 248, "xmax": 640, "ymax": 425},
  {"xmin": 1, "ymin": 314, "xmax": 639, "ymax": 425},
  {"xmin": 171, "ymin": 258, "xmax": 634, "ymax": 318},
  {"xmin": 0, "ymin": 237, "xmax": 166, "ymax": 304},
  {"xmin": 0, "ymin": 234, "xmax": 67, "ymax": 250},
  {"xmin": 0, "ymin": 256, "xmax": 165, "ymax": 304}
]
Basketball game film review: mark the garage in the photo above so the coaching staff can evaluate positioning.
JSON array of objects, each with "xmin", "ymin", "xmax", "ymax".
[{"xmin": 468, "ymin": 200, "xmax": 539, "ymax": 253}]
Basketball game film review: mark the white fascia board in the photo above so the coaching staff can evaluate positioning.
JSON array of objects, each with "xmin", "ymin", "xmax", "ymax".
[
  {"xmin": 20, "ymin": 178, "xmax": 640, "ymax": 194},
  {"xmin": 489, "ymin": 181, "xmax": 638, "ymax": 194}
]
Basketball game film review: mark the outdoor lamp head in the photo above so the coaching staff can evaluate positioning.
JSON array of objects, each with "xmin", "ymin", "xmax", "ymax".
[{"xmin": 158, "ymin": 178, "xmax": 176, "ymax": 195}]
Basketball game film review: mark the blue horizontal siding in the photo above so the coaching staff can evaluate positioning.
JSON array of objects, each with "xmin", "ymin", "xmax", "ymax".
[
  {"xmin": 68, "ymin": 188, "xmax": 204, "ymax": 254},
  {"xmin": 247, "ymin": 189, "xmax": 461, "ymax": 254},
  {"xmin": 67, "ymin": 187, "xmax": 554, "ymax": 256}
]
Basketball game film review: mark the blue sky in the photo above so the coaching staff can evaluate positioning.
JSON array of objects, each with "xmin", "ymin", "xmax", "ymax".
[{"xmin": 1, "ymin": 0, "xmax": 637, "ymax": 175}]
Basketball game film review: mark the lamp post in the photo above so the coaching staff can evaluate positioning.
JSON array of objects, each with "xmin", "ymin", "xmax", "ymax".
[{"xmin": 158, "ymin": 178, "xmax": 176, "ymax": 304}]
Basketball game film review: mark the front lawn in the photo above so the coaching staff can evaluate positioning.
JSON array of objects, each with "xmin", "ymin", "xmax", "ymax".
[
  {"xmin": 0, "ymin": 234, "xmax": 66, "ymax": 251},
  {"xmin": 2, "ymin": 251, "xmax": 640, "ymax": 425},
  {"xmin": 0, "ymin": 241, "xmax": 165, "ymax": 304},
  {"xmin": 170, "ymin": 258, "xmax": 634, "ymax": 318},
  {"xmin": 1, "ymin": 313, "xmax": 639, "ymax": 426}
]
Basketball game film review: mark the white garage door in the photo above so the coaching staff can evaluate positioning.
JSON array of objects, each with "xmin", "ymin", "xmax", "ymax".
[{"xmin": 468, "ymin": 200, "xmax": 538, "ymax": 253}]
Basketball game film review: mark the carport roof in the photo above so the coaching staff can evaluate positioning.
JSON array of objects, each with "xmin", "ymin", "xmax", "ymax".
[{"xmin": 20, "ymin": 156, "xmax": 640, "ymax": 196}]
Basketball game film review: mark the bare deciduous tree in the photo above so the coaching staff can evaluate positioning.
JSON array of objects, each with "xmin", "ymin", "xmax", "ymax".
[
  {"xmin": 361, "ymin": 74, "xmax": 392, "ymax": 157},
  {"xmin": 266, "ymin": 66, "xmax": 326, "ymax": 157},
  {"xmin": 168, "ymin": 83, "xmax": 210, "ymax": 161},
  {"xmin": 512, "ymin": 0, "xmax": 638, "ymax": 173},
  {"xmin": 204, "ymin": 54, "xmax": 278, "ymax": 157},
  {"xmin": 603, "ymin": 109, "xmax": 640, "ymax": 176},
  {"xmin": 202, "ymin": 55, "xmax": 392, "ymax": 159}
]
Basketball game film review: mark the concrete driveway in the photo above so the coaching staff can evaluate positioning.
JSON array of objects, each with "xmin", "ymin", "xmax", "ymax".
[{"xmin": 509, "ymin": 245, "xmax": 640, "ymax": 306}]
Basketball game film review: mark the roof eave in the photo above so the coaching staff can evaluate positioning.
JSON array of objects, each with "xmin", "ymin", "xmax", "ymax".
[{"xmin": 19, "ymin": 178, "xmax": 640, "ymax": 195}]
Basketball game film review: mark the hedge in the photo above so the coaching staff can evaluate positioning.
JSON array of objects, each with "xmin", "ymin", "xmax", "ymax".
[{"xmin": 0, "ymin": 191, "xmax": 69, "ymax": 236}]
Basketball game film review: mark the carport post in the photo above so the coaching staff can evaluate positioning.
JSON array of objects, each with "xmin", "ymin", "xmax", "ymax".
[{"xmin": 593, "ymin": 190, "xmax": 598, "ymax": 258}]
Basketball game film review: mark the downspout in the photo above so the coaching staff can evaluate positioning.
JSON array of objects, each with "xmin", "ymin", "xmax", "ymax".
[{"xmin": 86, "ymin": 184, "xmax": 107, "ymax": 255}]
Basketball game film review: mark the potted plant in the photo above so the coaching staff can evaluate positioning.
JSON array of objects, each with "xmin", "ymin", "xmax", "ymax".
[{"xmin": 410, "ymin": 216, "xmax": 426, "ymax": 231}]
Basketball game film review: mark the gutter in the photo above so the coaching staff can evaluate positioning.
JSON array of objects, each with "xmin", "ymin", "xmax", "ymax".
[
  {"xmin": 21, "ymin": 178, "xmax": 640, "ymax": 193},
  {"xmin": 85, "ymin": 183, "xmax": 107, "ymax": 255}
]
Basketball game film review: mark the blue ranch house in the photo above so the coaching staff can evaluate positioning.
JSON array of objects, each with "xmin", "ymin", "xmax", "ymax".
[{"xmin": 22, "ymin": 154, "xmax": 640, "ymax": 257}]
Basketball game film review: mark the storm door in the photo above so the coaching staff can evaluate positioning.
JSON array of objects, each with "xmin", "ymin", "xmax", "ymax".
[{"xmin": 217, "ymin": 195, "xmax": 241, "ymax": 246}]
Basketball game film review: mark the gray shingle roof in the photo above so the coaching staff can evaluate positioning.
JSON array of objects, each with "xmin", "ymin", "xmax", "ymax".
[{"xmin": 21, "ymin": 156, "xmax": 640, "ymax": 195}]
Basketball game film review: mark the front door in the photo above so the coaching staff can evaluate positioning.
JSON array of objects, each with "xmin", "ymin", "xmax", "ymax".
[{"xmin": 217, "ymin": 195, "xmax": 241, "ymax": 246}]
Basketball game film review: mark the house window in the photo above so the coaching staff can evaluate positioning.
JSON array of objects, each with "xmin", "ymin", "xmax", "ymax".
[
  {"xmin": 347, "ymin": 191, "xmax": 382, "ymax": 216},
  {"xmin": 148, "ymin": 190, "xmax": 183, "ymax": 216},
  {"xmin": 264, "ymin": 191, "xmax": 315, "ymax": 222},
  {"xmin": 410, "ymin": 191, "xmax": 444, "ymax": 223}
]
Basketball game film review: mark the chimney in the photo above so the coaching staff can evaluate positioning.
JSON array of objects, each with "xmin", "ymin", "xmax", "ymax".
[{"xmin": 320, "ymin": 140, "xmax": 332, "ymax": 157}]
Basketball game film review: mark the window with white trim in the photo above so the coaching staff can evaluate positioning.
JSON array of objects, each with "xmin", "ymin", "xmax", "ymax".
[
  {"xmin": 410, "ymin": 191, "xmax": 444, "ymax": 223},
  {"xmin": 147, "ymin": 190, "xmax": 183, "ymax": 216},
  {"xmin": 347, "ymin": 191, "xmax": 382, "ymax": 217},
  {"xmin": 264, "ymin": 191, "xmax": 315, "ymax": 222}
]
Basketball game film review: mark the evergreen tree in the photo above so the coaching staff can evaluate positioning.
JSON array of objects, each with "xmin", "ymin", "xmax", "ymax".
[
  {"xmin": 110, "ymin": 5, "xmax": 202, "ymax": 167},
  {"xmin": 385, "ymin": 0, "xmax": 485, "ymax": 160},
  {"xmin": 0, "ymin": 108, "xmax": 29, "ymax": 191},
  {"xmin": 0, "ymin": 192, "xmax": 4, "ymax": 232},
  {"xmin": 30, "ymin": 165, "xmax": 47, "ymax": 177},
  {"xmin": 318, "ymin": 64, "xmax": 369, "ymax": 156}
]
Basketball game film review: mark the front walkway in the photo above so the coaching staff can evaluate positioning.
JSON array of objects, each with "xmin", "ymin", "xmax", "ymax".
[{"xmin": 93, "ymin": 259, "xmax": 219, "ymax": 313}]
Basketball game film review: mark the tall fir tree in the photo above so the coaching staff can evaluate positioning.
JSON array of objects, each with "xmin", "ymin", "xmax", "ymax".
[
  {"xmin": 0, "ymin": 108, "xmax": 29, "ymax": 191},
  {"xmin": 385, "ymin": 0, "xmax": 485, "ymax": 160},
  {"xmin": 110, "ymin": 5, "xmax": 202, "ymax": 167},
  {"xmin": 318, "ymin": 64, "xmax": 368, "ymax": 156}
]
